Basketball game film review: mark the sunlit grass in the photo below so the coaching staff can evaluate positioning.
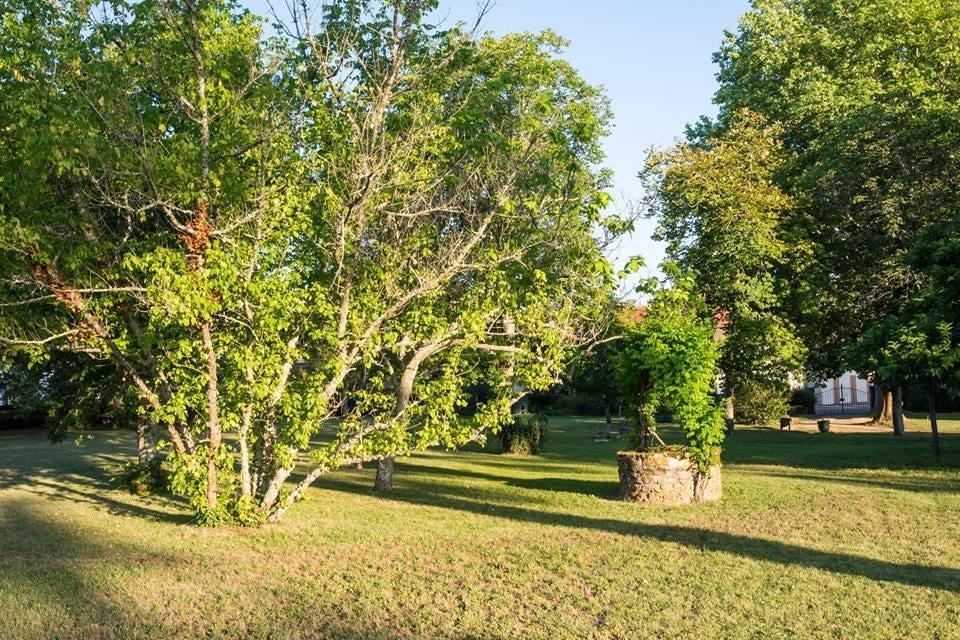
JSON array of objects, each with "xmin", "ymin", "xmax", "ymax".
[
  {"xmin": 905, "ymin": 411, "xmax": 960, "ymax": 433},
  {"xmin": 1, "ymin": 417, "xmax": 958, "ymax": 639}
]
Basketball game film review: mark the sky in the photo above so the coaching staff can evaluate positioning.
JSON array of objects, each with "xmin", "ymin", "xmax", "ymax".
[
  {"xmin": 438, "ymin": 1, "xmax": 751, "ymax": 277},
  {"xmin": 246, "ymin": 0, "xmax": 752, "ymax": 278}
]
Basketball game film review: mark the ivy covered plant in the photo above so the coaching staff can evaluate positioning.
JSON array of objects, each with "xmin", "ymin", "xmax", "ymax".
[{"xmin": 615, "ymin": 271, "xmax": 725, "ymax": 472}]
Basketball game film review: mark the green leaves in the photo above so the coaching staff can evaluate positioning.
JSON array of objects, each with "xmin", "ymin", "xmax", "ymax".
[
  {"xmin": 711, "ymin": 0, "xmax": 960, "ymax": 382},
  {"xmin": 616, "ymin": 278, "xmax": 724, "ymax": 471},
  {"xmin": 643, "ymin": 110, "xmax": 806, "ymax": 396},
  {"xmin": 0, "ymin": 0, "xmax": 622, "ymax": 523}
]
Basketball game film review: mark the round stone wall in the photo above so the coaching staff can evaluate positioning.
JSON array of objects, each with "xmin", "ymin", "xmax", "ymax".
[{"xmin": 617, "ymin": 450, "xmax": 721, "ymax": 505}]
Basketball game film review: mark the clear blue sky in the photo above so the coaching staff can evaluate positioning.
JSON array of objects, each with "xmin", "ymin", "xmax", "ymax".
[
  {"xmin": 246, "ymin": 0, "xmax": 751, "ymax": 276},
  {"xmin": 439, "ymin": 1, "xmax": 750, "ymax": 277}
]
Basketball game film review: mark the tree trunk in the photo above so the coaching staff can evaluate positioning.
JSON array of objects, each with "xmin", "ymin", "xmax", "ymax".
[
  {"xmin": 723, "ymin": 371, "xmax": 735, "ymax": 425},
  {"xmin": 371, "ymin": 341, "xmax": 440, "ymax": 493},
  {"xmin": 136, "ymin": 415, "xmax": 155, "ymax": 464},
  {"xmin": 596, "ymin": 401, "xmax": 611, "ymax": 441},
  {"xmin": 637, "ymin": 402, "xmax": 649, "ymax": 450},
  {"xmin": 201, "ymin": 322, "xmax": 220, "ymax": 511},
  {"xmin": 892, "ymin": 386, "xmax": 905, "ymax": 436},
  {"xmin": 870, "ymin": 383, "xmax": 893, "ymax": 425},
  {"xmin": 239, "ymin": 408, "xmax": 252, "ymax": 498},
  {"xmin": 375, "ymin": 457, "xmax": 393, "ymax": 492},
  {"xmin": 928, "ymin": 387, "xmax": 941, "ymax": 459}
]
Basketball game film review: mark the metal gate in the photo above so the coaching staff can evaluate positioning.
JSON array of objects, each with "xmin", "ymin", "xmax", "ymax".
[{"xmin": 815, "ymin": 384, "xmax": 871, "ymax": 415}]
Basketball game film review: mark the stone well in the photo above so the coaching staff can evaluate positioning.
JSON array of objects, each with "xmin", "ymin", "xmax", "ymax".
[{"xmin": 617, "ymin": 449, "xmax": 721, "ymax": 505}]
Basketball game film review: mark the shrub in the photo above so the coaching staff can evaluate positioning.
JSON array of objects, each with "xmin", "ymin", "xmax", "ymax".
[
  {"xmin": 615, "ymin": 275, "xmax": 725, "ymax": 471},
  {"xmin": 500, "ymin": 414, "xmax": 547, "ymax": 455},
  {"xmin": 789, "ymin": 388, "xmax": 816, "ymax": 415},
  {"xmin": 736, "ymin": 380, "xmax": 790, "ymax": 425},
  {"xmin": 116, "ymin": 457, "xmax": 169, "ymax": 496}
]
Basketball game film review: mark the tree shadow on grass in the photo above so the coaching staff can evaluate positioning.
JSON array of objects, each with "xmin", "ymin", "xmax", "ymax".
[
  {"xmin": 316, "ymin": 475, "xmax": 960, "ymax": 594},
  {"xmin": 746, "ymin": 467, "xmax": 960, "ymax": 494},
  {"xmin": 396, "ymin": 458, "xmax": 960, "ymax": 503},
  {"xmin": 721, "ymin": 429, "xmax": 960, "ymax": 471},
  {"xmin": 392, "ymin": 460, "xmax": 620, "ymax": 499},
  {"xmin": 0, "ymin": 498, "xmax": 530, "ymax": 640},
  {"xmin": 0, "ymin": 500, "xmax": 174, "ymax": 639},
  {"xmin": 0, "ymin": 430, "xmax": 191, "ymax": 524}
]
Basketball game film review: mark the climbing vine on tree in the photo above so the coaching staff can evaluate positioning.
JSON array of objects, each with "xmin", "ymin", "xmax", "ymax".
[{"xmin": 616, "ymin": 272, "xmax": 725, "ymax": 472}]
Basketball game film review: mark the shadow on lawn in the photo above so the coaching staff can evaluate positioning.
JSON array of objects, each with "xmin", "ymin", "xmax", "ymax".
[
  {"xmin": 0, "ymin": 430, "xmax": 191, "ymax": 524},
  {"xmin": 393, "ymin": 461, "xmax": 620, "ymax": 499},
  {"xmin": 720, "ymin": 429, "xmax": 960, "ymax": 470},
  {"xmin": 318, "ymin": 475, "xmax": 960, "ymax": 594},
  {"xmin": 0, "ymin": 500, "xmax": 171, "ymax": 637},
  {"xmin": 0, "ymin": 499, "xmax": 508, "ymax": 640},
  {"xmin": 746, "ymin": 468, "xmax": 960, "ymax": 494}
]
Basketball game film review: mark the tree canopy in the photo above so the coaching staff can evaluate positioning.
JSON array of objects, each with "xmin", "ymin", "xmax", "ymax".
[
  {"xmin": 650, "ymin": 0, "xmax": 960, "ymax": 438},
  {"xmin": 642, "ymin": 110, "xmax": 806, "ymax": 421},
  {"xmin": 711, "ymin": 0, "xmax": 960, "ymax": 380},
  {"xmin": 0, "ymin": 0, "xmax": 622, "ymax": 523}
]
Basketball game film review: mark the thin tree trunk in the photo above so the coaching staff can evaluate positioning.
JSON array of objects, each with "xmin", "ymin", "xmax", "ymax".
[
  {"xmin": 503, "ymin": 314, "xmax": 521, "ymax": 414},
  {"xmin": 892, "ymin": 386, "xmax": 905, "ymax": 436},
  {"xmin": 239, "ymin": 408, "xmax": 252, "ymax": 498},
  {"xmin": 637, "ymin": 400, "xmax": 650, "ymax": 450},
  {"xmin": 723, "ymin": 371, "xmax": 735, "ymax": 428},
  {"xmin": 201, "ymin": 322, "xmax": 220, "ymax": 511},
  {"xmin": 928, "ymin": 387, "xmax": 941, "ymax": 458},
  {"xmin": 136, "ymin": 414, "xmax": 155, "ymax": 464},
  {"xmin": 596, "ymin": 401, "xmax": 611, "ymax": 441}
]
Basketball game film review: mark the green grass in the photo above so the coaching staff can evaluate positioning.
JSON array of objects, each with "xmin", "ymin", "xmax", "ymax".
[
  {"xmin": 1, "ymin": 417, "xmax": 959, "ymax": 639},
  {"xmin": 905, "ymin": 411, "xmax": 960, "ymax": 433}
]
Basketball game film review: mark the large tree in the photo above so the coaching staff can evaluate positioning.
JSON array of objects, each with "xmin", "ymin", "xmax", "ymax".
[
  {"xmin": 854, "ymin": 217, "xmax": 960, "ymax": 454},
  {"xmin": 0, "ymin": 0, "xmax": 620, "ymax": 523},
  {"xmin": 708, "ymin": 0, "xmax": 960, "ymax": 430},
  {"xmin": 642, "ymin": 110, "xmax": 806, "ymax": 424}
]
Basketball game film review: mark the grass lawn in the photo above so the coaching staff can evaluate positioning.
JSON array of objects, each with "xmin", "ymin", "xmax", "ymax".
[
  {"xmin": 1, "ymin": 417, "xmax": 959, "ymax": 639},
  {"xmin": 905, "ymin": 411, "xmax": 960, "ymax": 433}
]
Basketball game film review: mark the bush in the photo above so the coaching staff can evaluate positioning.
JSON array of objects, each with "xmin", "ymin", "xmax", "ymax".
[
  {"xmin": 115, "ymin": 457, "xmax": 169, "ymax": 496},
  {"xmin": 789, "ymin": 388, "xmax": 816, "ymax": 415},
  {"xmin": 500, "ymin": 413, "xmax": 547, "ymax": 455},
  {"xmin": 736, "ymin": 380, "xmax": 790, "ymax": 425}
]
